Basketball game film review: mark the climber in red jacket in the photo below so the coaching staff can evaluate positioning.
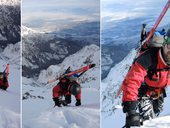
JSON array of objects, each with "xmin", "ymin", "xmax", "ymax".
[
  {"xmin": 122, "ymin": 28, "xmax": 170, "ymax": 127},
  {"xmin": 0, "ymin": 72, "xmax": 9, "ymax": 90},
  {"xmin": 52, "ymin": 67, "xmax": 81, "ymax": 107}
]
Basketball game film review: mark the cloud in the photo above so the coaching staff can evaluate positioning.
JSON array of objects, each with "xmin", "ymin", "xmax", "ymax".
[
  {"xmin": 22, "ymin": 11, "xmax": 99, "ymax": 32},
  {"xmin": 101, "ymin": 0, "xmax": 168, "ymax": 21},
  {"xmin": 22, "ymin": 0, "xmax": 99, "ymax": 31}
]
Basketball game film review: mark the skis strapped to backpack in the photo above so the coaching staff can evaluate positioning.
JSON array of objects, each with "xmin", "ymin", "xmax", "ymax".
[{"xmin": 47, "ymin": 64, "xmax": 96, "ymax": 84}]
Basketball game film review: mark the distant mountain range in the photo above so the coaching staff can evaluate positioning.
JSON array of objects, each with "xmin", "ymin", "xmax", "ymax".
[{"xmin": 22, "ymin": 21, "xmax": 100, "ymax": 78}]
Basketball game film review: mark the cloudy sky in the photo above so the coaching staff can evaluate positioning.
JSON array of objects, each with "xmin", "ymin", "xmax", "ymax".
[
  {"xmin": 102, "ymin": 0, "xmax": 170, "ymax": 27},
  {"xmin": 22, "ymin": 0, "xmax": 100, "ymax": 32}
]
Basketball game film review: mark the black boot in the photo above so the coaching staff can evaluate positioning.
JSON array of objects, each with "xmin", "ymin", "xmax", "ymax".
[
  {"xmin": 75, "ymin": 99, "xmax": 81, "ymax": 106},
  {"xmin": 53, "ymin": 97, "xmax": 61, "ymax": 107}
]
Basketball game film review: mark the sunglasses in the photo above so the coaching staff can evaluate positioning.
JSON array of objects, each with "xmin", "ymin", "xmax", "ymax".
[{"xmin": 164, "ymin": 36, "xmax": 170, "ymax": 44}]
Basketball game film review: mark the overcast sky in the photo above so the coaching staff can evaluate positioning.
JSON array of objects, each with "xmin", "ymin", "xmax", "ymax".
[{"xmin": 22, "ymin": 0, "xmax": 100, "ymax": 32}]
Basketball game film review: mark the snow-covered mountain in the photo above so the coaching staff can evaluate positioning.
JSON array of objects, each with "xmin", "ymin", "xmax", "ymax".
[
  {"xmin": 22, "ymin": 44, "xmax": 100, "ymax": 128},
  {"xmin": 0, "ymin": 42, "xmax": 20, "ymax": 127},
  {"xmin": 0, "ymin": 0, "xmax": 20, "ymax": 49},
  {"xmin": 22, "ymin": 26, "xmax": 43, "ymax": 37},
  {"xmin": 22, "ymin": 22, "xmax": 99, "ymax": 78},
  {"xmin": 102, "ymin": 47, "xmax": 170, "ymax": 127}
]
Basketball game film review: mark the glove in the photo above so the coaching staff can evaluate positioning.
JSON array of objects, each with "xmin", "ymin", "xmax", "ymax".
[
  {"xmin": 123, "ymin": 101, "xmax": 141, "ymax": 127},
  {"xmin": 126, "ymin": 110, "xmax": 141, "ymax": 127},
  {"xmin": 75, "ymin": 99, "xmax": 81, "ymax": 106},
  {"xmin": 53, "ymin": 97, "xmax": 61, "ymax": 107},
  {"xmin": 90, "ymin": 64, "xmax": 96, "ymax": 68},
  {"xmin": 122, "ymin": 101, "xmax": 138, "ymax": 113}
]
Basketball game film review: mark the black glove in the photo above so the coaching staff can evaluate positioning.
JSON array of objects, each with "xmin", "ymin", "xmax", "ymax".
[
  {"xmin": 0, "ymin": 86, "xmax": 7, "ymax": 90},
  {"xmin": 126, "ymin": 110, "xmax": 141, "ymax": 127},
  {"xmin": 122, "ymin": 101, "xmax": 138, "ymax": 113},
  {"xmin": 123, "ymin": 101, "xmax": 141, "ymax": 127},
  {"xmin": 90, "ymin": 64, "xmax": 96, "ymax": 68},
  {"xmin": 75, "ymin": 99, "xmax": 81, "ymax": 106},
  {"xmin": 53, "ymin": 97, "xmax": 61, "ymax": 107}
]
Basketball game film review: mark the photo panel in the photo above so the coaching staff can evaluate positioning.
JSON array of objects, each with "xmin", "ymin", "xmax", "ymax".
[
  {"xmin": 22, "ymin": 0, "xmax": 100, "ymax": 127},
  {"xmin": 101, "ymin": 0, "xmax": 170, "ymax": 128},
  {"xmin": 0, "ymin": 0, "xmax": 21, "ymax": 127}
]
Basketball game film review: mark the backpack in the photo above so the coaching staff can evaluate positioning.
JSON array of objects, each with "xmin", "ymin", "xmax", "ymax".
[{"xmin": 140, "ymin": 31, "xmax": 164, "ymax": 52}]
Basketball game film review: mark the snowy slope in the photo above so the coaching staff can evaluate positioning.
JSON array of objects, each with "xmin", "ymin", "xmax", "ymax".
[
  {"xmin": 23, "ymin": 81, "xmax": 99, "ymax": 128},
  {"xmin": 0, "ymin": 43, "xmax": 20, "ymax": 128},
  {"xmin": 102, "ymin": 48, "xmax": 170, "ymax": 128},
  {"xmin": 23, "ymin": 44, "xmax": 100, "ymax": 128}
]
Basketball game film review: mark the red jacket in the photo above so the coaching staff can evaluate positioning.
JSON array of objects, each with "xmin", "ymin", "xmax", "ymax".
[
  {"xmin": 122, "ymin": 48, "xmax": 170, "ymax": 101},
  {"xmin": 0, "ymin": 78, "xmax": 9, "ymax": 88},
  {"xmin": 52, "ymin": 77, "xmax": 81, "ymax": 100}
]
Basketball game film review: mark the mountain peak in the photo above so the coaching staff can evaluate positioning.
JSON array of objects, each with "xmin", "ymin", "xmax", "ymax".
[{"xmin": 22, "ymin": 25, "xmax": 45, "ymax": 36}]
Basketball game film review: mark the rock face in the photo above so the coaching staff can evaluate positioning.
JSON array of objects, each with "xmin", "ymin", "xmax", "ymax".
[{"xmin": 0, "ymin": 0, "xmax": 20, "ymax": 49}]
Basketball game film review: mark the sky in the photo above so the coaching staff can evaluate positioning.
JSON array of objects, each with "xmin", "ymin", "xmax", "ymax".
[
  {"xmin": 22, "ymin": 0, "xmax": 100, "ymax": 32},
  {"xmin": 101, "ymin": 0, "xmax": 170, "ymax": 27}
]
